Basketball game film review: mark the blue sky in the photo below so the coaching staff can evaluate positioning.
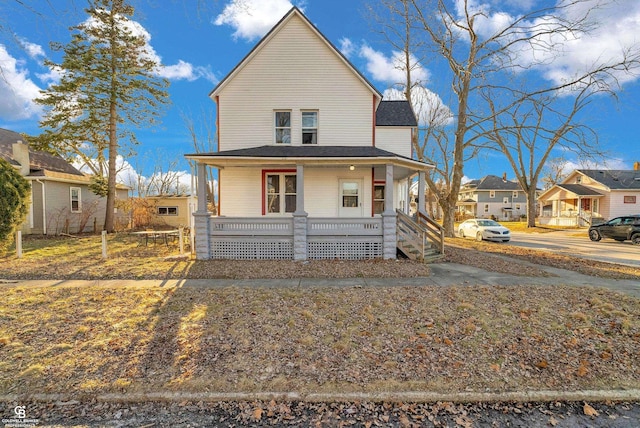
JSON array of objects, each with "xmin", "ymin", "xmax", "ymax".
[{"xmin": 1, "ymin": 0, "xmax": 640, "ymax": 190}]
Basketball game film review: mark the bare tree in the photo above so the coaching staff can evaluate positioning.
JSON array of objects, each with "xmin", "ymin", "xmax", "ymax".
[
  {"xmin": 482, "ymin": 85, "xmax": 602, "ymax": 227},
  {"xmin": 387, "ymin": 0, "xmax": 640, "ymax": 236},
  {"xmin": 540, "ymin": 157, "xmax": 570, "ymax": 190}
]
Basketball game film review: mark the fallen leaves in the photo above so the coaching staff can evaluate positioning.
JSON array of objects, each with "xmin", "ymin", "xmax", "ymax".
[{"xmin": 583, "ymin": 402, "xmax": 599, "ymax": 417}]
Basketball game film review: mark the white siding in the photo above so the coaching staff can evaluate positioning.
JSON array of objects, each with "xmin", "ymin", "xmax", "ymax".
[
  {"xmin": 375, "ymin": 127, "xmax": 412, "ymax": 158},
  {"xmin": 608, "ymin": 191, "xmax": 640, "ymax": 218},
  {"xmin": 220, "ymin": 166, "xmax": 376, "ymax": 217},
  {"xmin": 218, "ymin": 14, "xmax": 375, "ymax": 150},
  {"xmin": 219, "ymin": 168, "xmax": 263, "ymax": 216}
]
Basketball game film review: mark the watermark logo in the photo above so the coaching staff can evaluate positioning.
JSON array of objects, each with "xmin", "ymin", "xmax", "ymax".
[{"xmin": 2, "ymin": 405, "xmax": 39, "ymax": 427}]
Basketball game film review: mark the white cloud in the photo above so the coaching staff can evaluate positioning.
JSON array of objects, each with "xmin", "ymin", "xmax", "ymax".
[
  {"xmin": 83, "ymin": 11, "xmax": 216, "ymax": 83},
  {"xmin": 18, "ymin": 38, "xmax": 45, "ymax": 59},
  {"xmin": 452, "ymin": 0, "xmax": 640, "ymax": 87},
  {"xmin": 0, "ymin": 45, "xmax": 43, "ymax": 121},
  {"xmin": 359, "ymin": 44, "xmax": 429, "ymax": 86},
  {"xmin": 339, "ymin": 37, "xmax": 355, "ymax": 58},
  {"xmin": 563, "ymin": 157, "xmax": 629, "ymax": 172},
  {"xmin": 214, "ymin": 0, "xmax": 298, "ymax": 41}
]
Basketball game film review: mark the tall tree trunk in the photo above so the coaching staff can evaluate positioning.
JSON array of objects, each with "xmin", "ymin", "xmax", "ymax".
[{"xmin": 526, "ymin": 187, "xmax": 537, "ymax": 227}]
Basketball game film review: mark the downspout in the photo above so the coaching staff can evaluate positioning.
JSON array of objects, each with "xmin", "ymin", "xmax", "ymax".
[{"xmin": 35, "ymin": 179, "xmax": 47, "ymax": 235}]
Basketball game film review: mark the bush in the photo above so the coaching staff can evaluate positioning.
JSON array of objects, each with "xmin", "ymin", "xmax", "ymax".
[{"xmin": 0, "ymin": 158, "xmax": 31, "ymax": 252}]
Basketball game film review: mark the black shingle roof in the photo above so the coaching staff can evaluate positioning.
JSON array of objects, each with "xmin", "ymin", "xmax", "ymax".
[
  {"xmin": 376, "ymin": 100, "xmax": 418, "ymax": 127},
  {"xmin": 187, "ymin": 145, "xmax": 416, "ymax": 161},
  {"xmin": 0, "ymin": 128, "xmax": 84, "ymax": 176},
  {"xmin": 579, "ymin": 169, "xmax": 640, "ymax": 190},
  {"xmin": 557, "ymin": 183, "xmax": 604, "ymax": 196},
  {"xmin": 464, "ymin": 175, "xmax": 522, "ymax": 191}
]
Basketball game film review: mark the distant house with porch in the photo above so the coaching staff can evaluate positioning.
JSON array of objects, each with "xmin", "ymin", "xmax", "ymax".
[
  {"xmin": 538, "ymin": 167, "xmax": 640, "ymax": 226},
  {"xmin": 456, "ymin": 175, "xmax": 528, "ymax": 221},
  {"xmin": 185, "ymin": 7, "xmax": 441, "ymax": 261},
  {"xmin": 0, "ymin": 128, "xmax": 129, "ymax": 234}
]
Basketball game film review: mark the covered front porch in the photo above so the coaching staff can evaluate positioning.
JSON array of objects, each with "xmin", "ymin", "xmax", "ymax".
[
  {"xmin": 538, "ymin": 184, "xmax": 604, "ymax": 227},
  {"xmin": 186, "ymin": 146, "xmax": 439, "ymax": 260}
]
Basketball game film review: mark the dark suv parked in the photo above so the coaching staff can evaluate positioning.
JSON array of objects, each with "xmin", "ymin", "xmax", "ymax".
[{"xmin": 588, "ymin": 215, "xmax": 640, "ymax": 245}]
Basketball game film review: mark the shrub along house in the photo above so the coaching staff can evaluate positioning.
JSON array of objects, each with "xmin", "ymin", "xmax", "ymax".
[
  {"xmin": 0, "ymin": 128, "xmax": 128, "ymax": 234},
  {"xmin": 186, "ymin": 7, "xmax": 441, "ymax": 261}
]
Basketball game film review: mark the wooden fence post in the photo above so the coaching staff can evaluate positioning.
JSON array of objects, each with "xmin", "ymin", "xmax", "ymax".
[
  {"xmin": 101, "ymin": 230, "xmax": 108, "ymax": 259},
  {"xmin": 16, "ymin": 231, "xmax": 22, "ymax": 258}
]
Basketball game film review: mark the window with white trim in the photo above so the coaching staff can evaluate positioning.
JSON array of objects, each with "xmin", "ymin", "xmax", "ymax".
[
  {"xmin": 484, "ymin": 204, "xmax": 489, "ymax": 213},
  {"xmin": 266, "ymin": 173, "xmax": 296, "ymax": 214},
  {"xmin": 512, "ymin": 191, "xmax": 518, "ymax": 198},
  {"xmin": 274, "ymin": 111, "xmax": 291, "ymax": 144},
  {"xmin": 158, "ymin": 206, "xmax": 178, "ymax": 215},
  {"xmin": 70, "ymin": 187, "xmax": 81, "ymax": 213},
  {"xmin": 503, "ymin": 197, "xmax": 509, "ymax": 204},
  {"xmin": 302, "ymin": 111, "xmax": 318, "ymax": 144},
  {"xmin": 489, "ymin": 190, "xmax": 495, "ymax": 198}
]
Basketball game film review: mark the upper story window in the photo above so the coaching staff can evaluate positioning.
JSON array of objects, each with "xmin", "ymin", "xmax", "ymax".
[
  {"xmin": 302, "ymin": 111, "xmax": 318, "ymax": 144},
  {"xmin": 70, "ymin": 187, "xmax": 81, "ymax": 213},
  {"xmin": 489, "ymin": 190, "xmax": 495, "ymax": 198},
  {"xmin": 512, "ymin": 191, "xmax": 518, "ymax": 198},
  {"xmin": 274, "ymin": 111, "xmax": 291, "ymax": 144}
]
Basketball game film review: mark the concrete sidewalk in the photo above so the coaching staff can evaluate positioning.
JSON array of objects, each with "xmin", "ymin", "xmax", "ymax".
[{"xmin": 4, "ymin": 261, "xmax": 639, "ymax": 298}]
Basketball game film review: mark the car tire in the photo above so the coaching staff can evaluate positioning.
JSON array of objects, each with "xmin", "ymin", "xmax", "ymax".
[
  {"xmin": 632, "ymin": 234, "xmax": 640, "ymax": 245},
  {"xmin": 589, "ymin": 230, "xmax": 601, "ymax": 242},
  {"xmin": 459, "ymin": 229, "xmax": 465, "ymax": 238},
  {"xmin": 503, "ymin": 239, "xmax": 510, "ymax": 243},
  {"xmin": 476, "ymin": 231, "xmax": 483, "ymax": 242}
]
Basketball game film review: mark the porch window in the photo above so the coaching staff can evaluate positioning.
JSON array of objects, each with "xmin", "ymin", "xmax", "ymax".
[
  {"xmin": 70, "ymin": 187, "xmax": 81, "ymax": 213},
  {"xmin": 302, "ymin": 111, "xmax": 318, "ymax": 144},
  {"xmin": 158, "ymin": 206, "xmax": 178, "ymax": 216},
  {"xmin": 274, "ymin": 111, "xmax": 291, "ymax": 144},
  {"xmin": 373, "ymin": 184, "xmax": 385, "ymax": 214},
  {"xmin": 266, "ymin": 173, "xmax": 296, "ymax": 214},
  {"xmin": 624, "ymin": 196, "xmax": 637, "ymax": 204}
]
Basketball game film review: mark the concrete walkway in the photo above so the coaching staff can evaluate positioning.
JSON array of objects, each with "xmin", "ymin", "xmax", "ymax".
[{"xmin": 4, "ymin": 261, "xmax": 639, "ymax": 298}]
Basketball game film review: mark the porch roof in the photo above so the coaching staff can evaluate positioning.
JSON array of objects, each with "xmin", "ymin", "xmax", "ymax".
[
  {"xmin": 185, "ymin": 145, "xmax": 433, "ymax": 172},
  {"xmin": 557, "ymin": 184, "xmax": 604, "ymax": 197}
]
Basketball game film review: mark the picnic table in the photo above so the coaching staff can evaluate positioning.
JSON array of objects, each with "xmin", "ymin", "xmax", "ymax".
[{"xmin": 132, "ymin": 229, "xmax": 179, "ymax": 246}]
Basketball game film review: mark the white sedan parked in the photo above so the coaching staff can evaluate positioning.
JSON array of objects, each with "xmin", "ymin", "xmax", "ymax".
[{"xmin": 458, "ymin": 219, "xmax": 511, "ymax": 242}]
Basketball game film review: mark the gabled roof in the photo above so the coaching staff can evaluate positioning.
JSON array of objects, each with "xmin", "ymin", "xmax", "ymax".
[
  {"xmin": 0, "ymin": 128, "xmax": 84, "ymax": 177},
  {"xmin": 376, "ymin": 100, "xmax": 418, "ymax": 127},
  {"xmin": 209, "ymin": 7, "xmax": 381, "ymax": 100},
  {"xmin": 462, "ymin": 175, "xmax": 522, "ymax": 191},
  {"xmin": 577, "ymin": 169, "xmax": 640, "ymax": 190}
]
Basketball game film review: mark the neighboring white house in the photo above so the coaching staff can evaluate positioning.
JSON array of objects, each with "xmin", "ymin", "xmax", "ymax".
[
  {"xmin": 538, "ymin": 167, "xmax": 640, "ymax": 226},
  {"xmin": 0, "ymin": 128, "xmax": 129, "ymax": 234},
  {"xmin": 456, "ymin": 175, "xmax": 529, "ymax": 221},
  {"xmin": 185, "ymin": 7, "xmax": 438, "ymax": 261}
]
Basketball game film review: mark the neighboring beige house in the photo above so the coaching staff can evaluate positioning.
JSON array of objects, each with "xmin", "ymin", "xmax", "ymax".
[
  {"xmin": 186, "ymin": 7, "xmax": 439, "ymax": 261},
  {"xmin": 0, "ymin": 128, "xmax": 129, "ymax": 234},
  {"xmin": 538, "ymin": 166, "xmax": 640, "ymax": 226},
  {"xmin": 146, "ymin": 195, "xmax": 196, "ymax": 229}
]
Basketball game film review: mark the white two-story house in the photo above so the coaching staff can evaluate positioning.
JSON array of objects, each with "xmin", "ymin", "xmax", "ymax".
[{"xmin": 186, "ymin": 7, "xmax": 437, "ymax": 261}]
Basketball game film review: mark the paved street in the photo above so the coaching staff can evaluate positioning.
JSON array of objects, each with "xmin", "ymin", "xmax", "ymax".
[{"xmin": 507, "ymin": 230, "xmax": 640, "ymax": 267}]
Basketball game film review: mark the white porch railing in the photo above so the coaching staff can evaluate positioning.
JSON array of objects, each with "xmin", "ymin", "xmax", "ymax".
[
  {"xmin": 308, "ymin": 218, "xmax": 382, "ymax": 235},
  {"xmin": 211, "ymin": 217, "xmax": 293, "ymax": 235},
  {"xmin": 206, "ymin": 216, "xmax": 384, "ymax": 259}
]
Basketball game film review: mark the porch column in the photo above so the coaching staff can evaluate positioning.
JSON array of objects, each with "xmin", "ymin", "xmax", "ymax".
[
  {"xmin": 193, "ymin": 162, "xmax": 212, "ymax": 259},
  {"xmin": 418, "ymin": 171, "xmax": 427, "ymax": 216},
  {"xmin": 293, "ymin": 164, "xmax": 308, "ymax": 260},
  {"xmin": 382, "ymin": 163, "xmax": 397, "ymax": 259}
]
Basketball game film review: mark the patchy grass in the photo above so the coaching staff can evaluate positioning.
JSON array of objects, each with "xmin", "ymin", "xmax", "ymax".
[{"xmin": 0, "ymin": 284, "xmax": 639, "ymax": 397}]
